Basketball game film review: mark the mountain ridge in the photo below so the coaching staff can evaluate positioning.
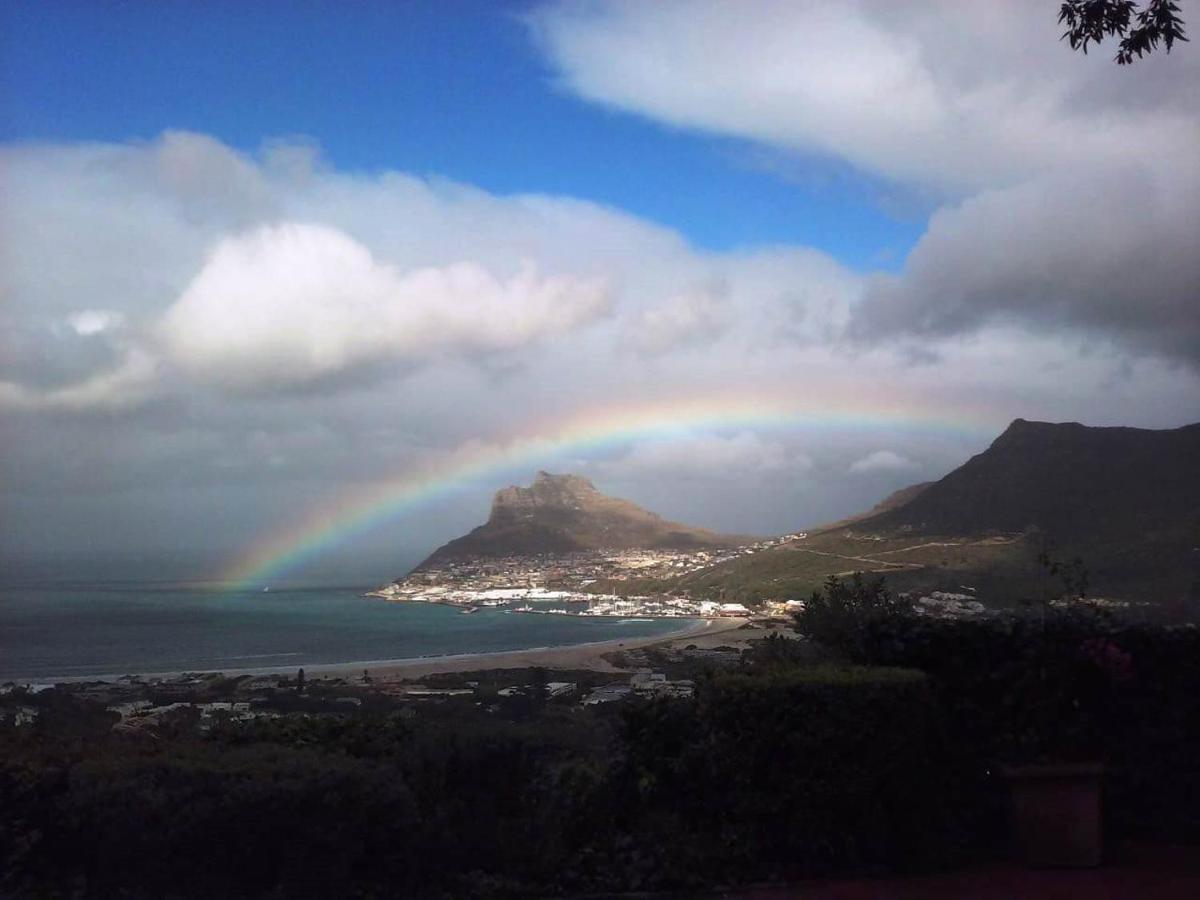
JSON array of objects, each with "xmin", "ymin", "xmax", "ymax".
[
  {"xmin": 635, "ymin": 418, "xmax": 1200, "ymax": 610},
  {"xmin": 849, "ymin": 418, "xmax": 1200, "ymax": 542}
]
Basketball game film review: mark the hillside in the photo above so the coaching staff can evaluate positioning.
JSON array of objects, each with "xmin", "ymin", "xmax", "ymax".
[
  {"xmin": 644, "ymin": 419, "xmax": 1200, "ymax": 610},
  {"xmin": 857, "ymin": 419, "xmax": 1200, "ymax": 542},
  {"xmin": 814, "ymin": 481, "xmax": 934, "ymax": 530},
  {"xmin": 416, "ymin": 471, "xmax": 751, "ymax": 568}
]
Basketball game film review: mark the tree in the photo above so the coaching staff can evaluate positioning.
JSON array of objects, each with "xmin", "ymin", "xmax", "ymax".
[
  {"xmin": 1059, "ymin": 0, "xmax": 1189, "ymax": 64},
  {"xmin": 792, "ymin": 574, "xmax": 913, "ymax": 664}
]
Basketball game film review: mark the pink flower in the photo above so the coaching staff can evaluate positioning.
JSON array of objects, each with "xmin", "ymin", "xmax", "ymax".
[{"xmin": 1079, "ymin": 638, "xmax": 1133, "ymax": 678}]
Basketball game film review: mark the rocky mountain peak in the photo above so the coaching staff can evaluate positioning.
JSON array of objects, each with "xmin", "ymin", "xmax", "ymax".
[
  {"xmin": 489, "ymin": 471, "xmax": 602, "ymax": 523},
  {"xmin": 531, "ymin": 471, "xmax": 600, "ymax": 496},
  {"xmin": 415, "ymin": 471, "xmax": 752, "ymax": 569}
]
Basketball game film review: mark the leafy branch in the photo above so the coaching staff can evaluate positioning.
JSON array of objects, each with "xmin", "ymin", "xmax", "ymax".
[{"xmin": 1059, "ymin": 0, "xmax": 1189, "ymax": 64}]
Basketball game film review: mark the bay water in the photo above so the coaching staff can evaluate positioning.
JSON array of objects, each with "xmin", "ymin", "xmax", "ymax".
[{"xmin": 0, "ymin": 581, "xmax": 693, "ymax": 681}]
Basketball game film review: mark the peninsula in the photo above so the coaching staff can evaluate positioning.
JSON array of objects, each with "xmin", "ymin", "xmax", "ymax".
[{"xmin": 373, "ymin": 471, "xmax": 793, "ymax": 618}]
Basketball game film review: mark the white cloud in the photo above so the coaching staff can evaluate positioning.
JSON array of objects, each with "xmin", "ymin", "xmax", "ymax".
[
  {"xmin": 530, "ymin": 0, "xmax": 1198, "ymax": 193},
  {"xmin": 1, "ymin": 132, "xmax": 864, "ymax": 409},
  {"xmin": 1, "ymin": 130, "xmax": 1197, "ymax": 570},
  {"xmin": 530, "ymin": 0, "xmax": 1200, "ymax": 369},
  {"xmin": 849, "ymin": 450, "xmax": 915, "ymax": 474},
  {"xmin": 0, "ymin": 348, "xmax": 157, "ymax": 413},
  {"xmin": 143, "ymin": 130, "xmax": 278, "ymax": 224},
  {"xmin": 627, "ymin": 284, "xmax": 728, "ymax": 352},
  {"xmin": 66, "ymin": 310, "xmax": 125, "ymax": 337},
  {"xmin": 1, "ymin": 131, "xmax": 1194, "ymax": 427},
  {"xmin": 157, "ymin": 222, "xmax": 612, "ymax": 390},
  {"xmin": 610, "ymin": 432, "xmax": 810, "ymax": 477}
]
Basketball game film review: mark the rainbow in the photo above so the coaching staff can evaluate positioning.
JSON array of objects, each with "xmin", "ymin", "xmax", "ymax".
[{"xmin": 223, "ymin": 389, "xmax": 1003, "ymax": 589}]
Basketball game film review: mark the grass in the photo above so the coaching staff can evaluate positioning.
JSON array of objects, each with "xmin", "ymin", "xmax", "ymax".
[{"xmin": 586, "ymin": 530, "xmax": 1038, "ymax": 607}]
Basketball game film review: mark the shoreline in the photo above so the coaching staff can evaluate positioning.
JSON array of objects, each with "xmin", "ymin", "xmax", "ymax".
[{"xmin": 16, "ymin": 617, "xmax": 749, "ymax": 686}]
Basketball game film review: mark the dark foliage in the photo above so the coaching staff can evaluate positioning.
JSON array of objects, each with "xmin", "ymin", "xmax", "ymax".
[
  {"xmin": 794, "ymin": 574, "xmax": 915, "ymax": 664},
  {"xmin": 796, "ymin": 575, "xmax": 1200, "ymax": 842},
  {"xmin": 740, "ymin": 630, "xmax": 825, "ymax": 671},
  {"xmin": 615, "ymin": 666, "xmax": 969, "ymax": 887},
  {"xmin": 1059, "ymin": 0, "xmax": 1189, "ymax": 64},
  {"xmin": 4, "ymin": 593, "xmax": 1199, "ymax": 896},
  {"xmin": 1, "ymin": 666, "xmax": 969, "ymax": 898}
]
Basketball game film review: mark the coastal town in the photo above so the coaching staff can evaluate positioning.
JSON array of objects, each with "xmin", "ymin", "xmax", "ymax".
[
  {"xmin": 0, "ymin": 618, "xmax": 757, "ymax": 733},
  {"xmin": 369, "ymin": 536, "xmax": 810, "ymax": 620},
  {"xmin": 368, "ymin": 535, "xmax": 993, "ymax": 622}
]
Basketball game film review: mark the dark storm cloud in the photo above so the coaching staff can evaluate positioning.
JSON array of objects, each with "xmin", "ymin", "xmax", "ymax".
[{"xmin": 850, "ymin": 166, "xmax": 1200, "ymax": 368}]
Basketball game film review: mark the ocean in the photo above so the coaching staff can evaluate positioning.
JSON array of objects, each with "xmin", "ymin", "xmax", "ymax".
[{"xmin": 0, "ymin": 581, "xmax": 694, "ymax": 682}]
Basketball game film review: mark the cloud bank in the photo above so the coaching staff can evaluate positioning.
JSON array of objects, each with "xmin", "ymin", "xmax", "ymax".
[
  {"xmin": 159, "ymin": 223, "xmax": 610, "ymax": 391},
  {"xmin": 609, "ymin": 432, "xmax": 807, "ymax": 478},
  {"xmin": 4, "ymin": 0, "xmax": 1199, "ymax": 575},
  {"xmin": 531, "ymin": 0, "xmax": 1200, "ymax": 367},
  {"xmin": 2, "ymin": 127, "xmax": 1196, "ymax": 575},
  {"xmin": 849, "ymin": 450, "xmax": 915, "ymax": 474}
]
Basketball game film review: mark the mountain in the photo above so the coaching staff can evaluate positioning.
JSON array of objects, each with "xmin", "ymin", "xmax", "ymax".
[
  {"xmin": 815, "ymin": 481, "xmax": 934, "ymax": 530},
  {"xmin": 860, "ymin": 481, "xmax": 935, "ymax": 517},
  {"xmin": 416, "ymin": 471, "xmax": 751, "ymax": 568},
  {"xmin": 640, "ymin": 419, "xmax": 1200, "ymax": 610},
  {"xmin": 854, "ymin": 419, "xmax": 1200, "ymax": 544},
  {"xmin": 846, "ymin": 418, "xmax": 1200, "ymax": 602}
]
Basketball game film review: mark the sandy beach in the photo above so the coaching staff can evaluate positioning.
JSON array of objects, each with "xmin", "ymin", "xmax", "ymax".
[
  {"xmin": 39, "ymin": 616, "xmax": 760, "ymax": 685},
  {"xmin": 348, "ymin": 615, "xmax": 753, "ymax": 682}
]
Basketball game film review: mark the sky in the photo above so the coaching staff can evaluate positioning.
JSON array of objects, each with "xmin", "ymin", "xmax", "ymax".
[{"xmin": 2, "ymin": 0, "xmax": 1197, "ymax": 584}]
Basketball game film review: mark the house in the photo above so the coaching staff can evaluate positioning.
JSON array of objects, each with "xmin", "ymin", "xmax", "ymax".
[
  {"xmin": 581, "ymin": 682, "xmax": 633, "ymax": 705},
  {"xmin": 0, "ymin": 706, "xmax": 38, "ymax": 726},
  {"xmin": 546, "ymin": 681, "xmax": 576, "ymax": 698},
  {"xmin": 109, "ymin": 700, "xmax": 153, "ymax": 719},
  {"xmin": 630, "ymin": 671, "xmax": 695, "ymax": 699},
  {"xmin": 504, "ymin": 681, "xmax": 577, "ymax": 698},
  {"xmin": 629, "ymin": 671, "xmax": 667, "ymax": 692},
  {"xmin": 664, "ymin": 679, "xmax": 695, "ymax": 699},
  {"xmin": 402, "ymin": 687, "xmax": 473, "ymax": 698}
]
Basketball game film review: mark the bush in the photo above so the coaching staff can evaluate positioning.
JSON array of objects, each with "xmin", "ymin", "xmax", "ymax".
[
  {"xmin": 834, "ymin": 608, "xmax": 1200, "ymax": 843},
  {"xmin": 794, "ymin": 574, "xmax": 916, "ymax": 664},
  {"xmin": 1, "ymin": 712, "xmax": 609, "ymax": 898},
  {"xmin": 6, "ymin": 607, "xmax": 1196, "ymax": 895},
  {"xmin": 615, "ymin": 664, "xmax": 966, "ymax": 886}
]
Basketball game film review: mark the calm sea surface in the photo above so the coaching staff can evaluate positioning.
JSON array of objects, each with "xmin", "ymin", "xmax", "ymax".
[{"xmin": 0, "ymin": 582, "xmax": 692, "ymax": 681}]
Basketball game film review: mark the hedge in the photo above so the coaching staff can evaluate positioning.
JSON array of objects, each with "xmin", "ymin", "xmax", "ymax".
[{"xmin": 613, "ymin": 665, "xmax": 973, "ymax": 887}]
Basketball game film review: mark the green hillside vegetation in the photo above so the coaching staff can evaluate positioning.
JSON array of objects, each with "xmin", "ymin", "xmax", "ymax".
[
  {"xmin": 590, "ymin": 530, "xmax": 1038, "ymax": 607},
  {"xmin": 601, "ymin": 420, "xmax": 1200, "ymax": 613},
  {"xmin": 856, "ymin": 419, "xmax": 1200, "ymax": 604}
]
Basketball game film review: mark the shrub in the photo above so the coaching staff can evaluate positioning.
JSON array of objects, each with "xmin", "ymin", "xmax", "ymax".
[
  {"xmin": 615, "ymin": 664, "xmax": 966, "ymax": 885},
  {"xmin": 794, "ymin": 574, "xmax": 916, "ymax": 664},
  {"xmin": 839, "ymin": 609, "xmax": 1200, "ymax": 842}
]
